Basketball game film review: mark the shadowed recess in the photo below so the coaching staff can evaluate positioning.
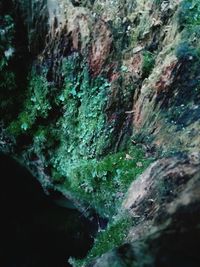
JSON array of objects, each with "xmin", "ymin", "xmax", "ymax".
[{"xmin": 0, "ymin": 153, "xmax": 94, "ymax": 267}]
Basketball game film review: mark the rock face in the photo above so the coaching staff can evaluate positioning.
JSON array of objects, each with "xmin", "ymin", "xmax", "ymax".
[
  {"xmin": 1, "ymin": 0, "xmax": 200, "ymax": 266},
  {"xmin": 124, "ymin": 153, "xmax": 200, "ymax": 241},
  {"xmin": 89, "ymin": 154, "xmax": 200, "ymax": 266},
  {"xmin": 13, "ymin": 0, "xmax": 49, "ymax": 55}
]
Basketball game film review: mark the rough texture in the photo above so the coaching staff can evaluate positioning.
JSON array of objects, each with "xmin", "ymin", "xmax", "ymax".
[
  {"xmin": 89, "ymin": 154, "xmax": 200, "ymax": 266},
  {"xmin": 1, "ymin": 0, "xmax": 200, "ymax": 266},
  {"xmin": 124, "ymin": 153, "xmax": 200, "ymax": 240}
]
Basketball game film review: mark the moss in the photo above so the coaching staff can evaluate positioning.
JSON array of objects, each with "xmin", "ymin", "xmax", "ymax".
[
  {"xmin": 178, "ymin": 0, "xmax": 200, "ymax": 29},
  {"xmin": 50, "ymin": 55, "xmax": 113, "ymax": 167},
  {"xmin": 89, "ymin": 216, "xmax": 132, "ymax": 258},
  {"xmin": 8, "ymin": 70, "xmax": 51, "ymax": 135},
  {"xmin": 153, "ymin": 0, "xmax": 162, "ymax": 5},
  {"xmin": 142, "ymin": 51, "xmax": 155, "ymax": 79},
  {"xmin": 7, "ymin": 53, "xmax": 153, "ymax": 213},
  {"xmin": 177, "ymin": 0, "xmax": 200, "ymax": 53},
  {"xmin": 72, "ymin": 215, "xmax": 133, "ymax": 267},
  {"xmin": 52, "ymin": 146, "xmax": 153, "ymax": 218},
  {"xmin": 175, "ymin": 42, "xmax": 199, "ymax": 61},
  {"xmin": 3, "ymin": 52, "xmax": 153, "ymax": 265}
]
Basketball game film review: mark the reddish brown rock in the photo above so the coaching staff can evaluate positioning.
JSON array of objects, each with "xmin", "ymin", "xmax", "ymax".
[
  {"xmin": 124, "ymin": 153, "xmax": 200, "ymax": 240},
  {"xmin": 89, "ymin": 19, "xmax": 113, "ymax": 76},
  {"xmin": 154, "ymin": 60, "xmax": 179, "ymax": 93}
]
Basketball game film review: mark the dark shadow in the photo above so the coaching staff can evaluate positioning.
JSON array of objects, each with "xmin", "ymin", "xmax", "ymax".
[{"xmin": 0, "ymin": 153, "xmax": 94, "ymax": 267}]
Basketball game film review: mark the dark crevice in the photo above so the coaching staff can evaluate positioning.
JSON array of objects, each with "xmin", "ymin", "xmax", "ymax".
[{"xmin": 0, "ymin": 153, "xmax": 96, "ymax": 267}]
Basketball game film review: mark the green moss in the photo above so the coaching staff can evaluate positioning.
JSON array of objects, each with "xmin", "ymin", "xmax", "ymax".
[
  {"xmin": 153, "ymin": 0, "xmax": 162, "ymax": 5},
  {"xmin": 142, "ymin": 51, "xmax": 155, "ymax": 79},
  {"xmin": 177, "ymin": 0, "xmax": 200, "ymax": 53},
  {"xmin": 52, "ymin": 146, "xmax": 153, "ymax": 218},
  {"xmin": 8, "ymin": 70, "xmax": 51, "ymax": 135},
  {"xmin": 89, "ymin": 216, "xmax": 132, "ymax": 258},
  {"xmin": 175, "ymin": 42, "xmax": 199, "ymax": 60},
  {"xmin": 51, "ymin": 55, "xmax": 112, "ymax": 167},
  {"xmin": 73, "ymin": 215, "xmax": 133, "ymax": 267},
  {"xmin": 4, "ymin": 53, "xmax": 153, "ymax": 265},
  {"xmin": 49, "ymin": 57, "xmax": 153, "ymax": 219},
  {"xmin": 178, "ymin": 0, "xmax": 200, "ymax": 28}
]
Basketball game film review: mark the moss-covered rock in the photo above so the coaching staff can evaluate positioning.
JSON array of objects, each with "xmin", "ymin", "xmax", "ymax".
[{"xmin": 1, "ymin": 0, "xmax": 200, "ymax": 266}]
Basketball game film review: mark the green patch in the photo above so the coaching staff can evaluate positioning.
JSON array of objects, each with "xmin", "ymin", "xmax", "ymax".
[
  {"xmin": 142, "ymin": 51, "xmax": 155, "ymax": 79},
  {"xmin": 50, "ymin": 55, "xmax": 112, "ymax": 166},
  {"xmin": 52, "ymin": 146, "xmax": 153, "ymax": 218},
  {"xmin": 175, "ymin": 42, "xmax": 200, "ymax": 60},
  {"xmin": 4, "ymin": 53, "xmax": 153, "ymax": 266},
  {"xmin": 153, "ymin": 0, "xmax": 162, "ymax": 5},
  {"xmin": 178, "ymin": 0, "xmax": 200, "ymax": 28},
  {"xmin": 72, "ymin": 215, "xmax": 133, "ymax": 267},
  {"xmin": 8, "ymin": 70, "xmax": 51, "ymax": 135},
  {"xmin": 177, "ymin": 0, "xmax": 200, "ymax": 77}
]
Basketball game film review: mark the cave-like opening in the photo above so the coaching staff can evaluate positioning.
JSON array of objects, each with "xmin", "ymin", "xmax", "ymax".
[{"xmin": 0, "ymin": 153, "xmax": 94, "ymax": 267}]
